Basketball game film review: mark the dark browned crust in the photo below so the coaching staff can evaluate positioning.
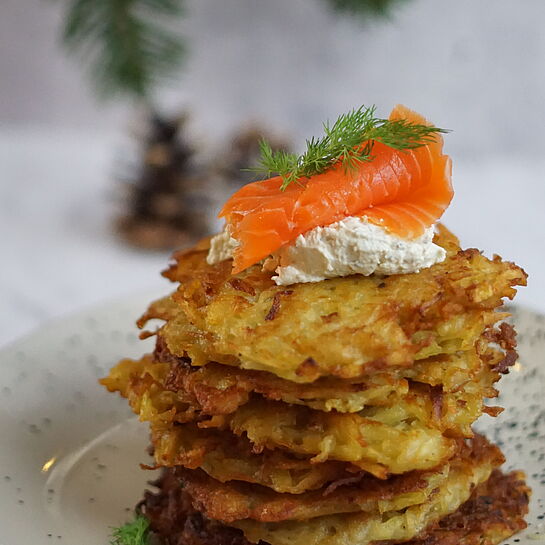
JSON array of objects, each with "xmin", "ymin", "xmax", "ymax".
[
  {"xmin": 229, "ymin": 278, "xmax": 257, "ymax": 296},
  {"xmin": 265, "ymin": 290, "xmax": 294, "ymax": 321},
  {"xmin": 430, "ymin": 385, "xmax": 443, "ymax": 422},
  {"xmin": 483, "ymin": 322, "xmax": 518, "ymax": 374},
  {"xmin": 156, "ymin": 335, "xmax": 192, "ymax": 370},
  {"xmin": 172, "ymin": 466, "xmax": 430, "ymax": 523},
  {"xmin": 140, "ymin": 467, "xmax": 529, "ymax": 545},
  {"xmin": 141, "ymin": 470, "xmax": 251, "ymax": 545}
]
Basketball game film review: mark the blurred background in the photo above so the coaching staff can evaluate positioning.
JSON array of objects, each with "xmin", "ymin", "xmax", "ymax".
[{"xmin": 1, "ymin": 0, "xmax": 544, "ymax": 345}]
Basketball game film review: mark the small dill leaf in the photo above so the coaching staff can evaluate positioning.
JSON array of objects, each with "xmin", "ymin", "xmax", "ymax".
[
  {"xmin": 250, "ymin": 105, "xmax": 449, "ymax": 190},
  {"xmin": 110, "ymin": 515, "xmax": 150, "ymax": 545},
  {"xmin": 245, "ymin": 140, "xmax": 301, "ymax": 189},
  {"xmin": 369, "ymin": 118, "xmax": 448, "ymax": 150}
]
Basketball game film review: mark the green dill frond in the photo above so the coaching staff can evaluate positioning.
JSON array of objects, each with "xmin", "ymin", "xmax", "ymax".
[
  {"xmin": 368, "ymin": 118, "xmax": 447, "ymax": 149},
  {"xmin": 250, "ymin": 105, "xmax": 448, "ymax": 191},
  {"xmin": 253, "ymin": 140, "xmax": 302, "ymax": 189},
  {"xmin": 110, "ymin": 514, "xmax": 150, "ymax": 545},
  {"xmin": 61, "ymin": 0, "xmax": 186, "ymax": 100}
]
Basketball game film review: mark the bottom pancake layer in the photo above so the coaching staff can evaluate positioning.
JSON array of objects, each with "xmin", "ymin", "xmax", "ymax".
[{"xmin": 140, "ymin": 468, "xmax": 529, "ymax": 545}]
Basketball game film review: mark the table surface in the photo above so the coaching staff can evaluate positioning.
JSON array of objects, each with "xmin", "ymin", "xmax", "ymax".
[{"xmin": 1, "ymin": 127, "xmax": 543, "ymax": 347}]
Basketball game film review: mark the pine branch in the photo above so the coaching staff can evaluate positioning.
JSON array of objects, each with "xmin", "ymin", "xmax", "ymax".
[
  {"xmin": 324, "ymin": 0, "xmax": 411, "ymax": 18},
  {"xmin": 61, "ymin": 0, "xmax": 186, "ymax": 100}
]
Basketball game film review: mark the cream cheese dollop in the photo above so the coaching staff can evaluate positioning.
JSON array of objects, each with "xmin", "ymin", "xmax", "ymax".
[
  {"xmin": 207, "ymin": 216, "xmax": 445, "ymax": 286},
  {"xmin": 207, "ymin": 229, "xmax": 240, "ymax": 265}
]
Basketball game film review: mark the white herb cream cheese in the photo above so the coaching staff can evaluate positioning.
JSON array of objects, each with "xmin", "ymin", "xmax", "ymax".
[
  {"xmin": 207, "ymin": 229, "xmax": 240, "ymax": 265},
  {"xmin": 206, "ymin": 216, "xmax": 445, "ymax": 286}
]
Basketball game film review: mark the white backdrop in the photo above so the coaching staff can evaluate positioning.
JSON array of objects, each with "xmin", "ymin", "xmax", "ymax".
[
  {"xmin": 1, "ymin": 0, "xmax": 544, "ymax": 344},
  {"xmin": 2, "ymin": 0, "xmax": 545, "ymax": 158}
]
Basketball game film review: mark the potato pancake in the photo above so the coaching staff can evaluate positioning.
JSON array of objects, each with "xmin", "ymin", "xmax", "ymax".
[
  {"xmin": 153, "ymin": 333, "xmax": 511, "ymax": 417},
  {"xmin": 228, "ymin": 398, "xmax": 456, "ymax": 477},
  {"xmin": 141, "ymin": 466, "xmax": 528, "ymax": 545},
  {"xmin": 232, "ymin": 435, "xmax": 503, "ymax": 545},
  {"xmin": 155, "ymin": 226, "xmax": 525, "ymax": 382},
  {"xmin": 103, "ymin": 359, "xmax": 462, "ymax": 477},
  {"xmin": 172, "ymin": 464, "xmax": 449, "ymax": 523},
  {"xmin": 150, "ymin": 423, "xmax": 360, "ymax": 494},
  {"xmin": 102, "ymin": 341, "xmax": 512, "ymax": 478},
  {"xmin": 102, "ymin": 327, "xmax": 513, "ymax": 440}
]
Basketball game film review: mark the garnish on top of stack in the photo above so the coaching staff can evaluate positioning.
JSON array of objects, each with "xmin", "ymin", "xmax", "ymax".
[
  {"xmin": 101, "ymin": 105, "xmax": 530, "ymax": 545},
  {"xmin": 215, "ymin": 105, "xmax": 451, "ymax": 273}
]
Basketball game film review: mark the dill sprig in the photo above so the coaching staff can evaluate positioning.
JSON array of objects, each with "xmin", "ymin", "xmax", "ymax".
[
  {"xmin": 110, "ymin": 515, "xmax": 150, "ymax": 545},
  {"xmin": 251, "ymin": 105, "xmax": 448, "ymax": 190}
]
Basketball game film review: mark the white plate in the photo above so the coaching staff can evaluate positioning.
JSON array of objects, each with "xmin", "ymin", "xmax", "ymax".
[{"xmin": 0, "ymin": 297, "xmax": 544, "ymax": 545}]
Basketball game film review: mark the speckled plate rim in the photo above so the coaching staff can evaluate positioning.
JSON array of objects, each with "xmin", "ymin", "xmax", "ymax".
[{"xmin": 0, "ymin": 296, "xmax": 543, "ymax": 545}]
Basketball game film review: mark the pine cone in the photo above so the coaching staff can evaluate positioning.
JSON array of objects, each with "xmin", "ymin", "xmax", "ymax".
[{"xmin": 116, "ymin": 112, "xmax": 214, "ymax": 251}]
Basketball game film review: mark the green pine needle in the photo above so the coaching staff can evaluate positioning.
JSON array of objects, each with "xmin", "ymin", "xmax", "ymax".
[
  {"xmin": 110, "ymin": 515, "xmax": 150, "ymax": 545},
  {"xmin": 250, "ymin": 105, "xmax": 448, "ymax": 190},
  {"xmin": 61, "ymin": 0, "xmax": 186, "ymax": 100},
  {"xmin": 325, "ymin": 0, "xmax": 410, "ymax": 18}
]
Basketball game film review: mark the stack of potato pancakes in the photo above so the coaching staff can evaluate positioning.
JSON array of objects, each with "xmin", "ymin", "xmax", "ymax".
[{"xmin": 102, "ymin": 225, "xmax": 530, "ymax": 545}]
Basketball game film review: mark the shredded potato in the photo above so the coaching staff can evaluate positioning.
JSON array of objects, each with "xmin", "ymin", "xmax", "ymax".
[
  {"xmin": 152, "ymin": 226, "xmax": 525, "ymax": 382},
  {"xmin": 232, "ymin": 436, "xmax": 503, "ymax": 545}
]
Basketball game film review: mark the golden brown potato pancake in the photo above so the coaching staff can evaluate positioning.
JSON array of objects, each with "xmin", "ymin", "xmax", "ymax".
[
  {"xmin": 103, "ymin": 358, "xmax": 456, "ymax": 477},
  {"xmin": 228, "ymin": 398, "xmax": 457, "ymax": 477},
  {"xmin": 172, "ymin": 464, "xmax": 449, "ymax": 523},
  {"xmin": 141, "ymin": 466, "xmax": 528, "ymax": 545},
  {"xmin": 231, "ymin": 435, "xmax": 504, "ymax": 545},
  {"xmin": 101, "ymin": 340, "xmax": 513, "ymax": 478},
  {"xmin": 150, "ymin": 423, "xmax": 360, "ymax": 494},
  {"xmin": 154, "ymin": 226, "xmax": 525, "ymax": 382},
  {"xmin": 153, "ymin": 333, "xmax": 510, "ymax": 418}
]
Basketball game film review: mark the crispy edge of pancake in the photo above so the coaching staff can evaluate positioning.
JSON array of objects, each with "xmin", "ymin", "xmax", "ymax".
[
  {"xmin": 154, "ymin": 226, "xmax": 526, "ymax": 383},
  {"xmin": 149, "ymin": 423, "xmax": 360, "ymax": 494},
  {"xmin": 100, "ymin": 355, "xmax": 200, "ymax": 426},
  {"xmin": 172, "ymin": 464, "xmax": 448, "ymax": 523},
  {"xmin": 140, "ymin": 440, "xmax": 525, "ymax": 545}
]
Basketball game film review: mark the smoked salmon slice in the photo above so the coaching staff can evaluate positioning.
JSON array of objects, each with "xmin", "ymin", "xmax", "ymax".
[{"xmin": 220, "ymin": 105, "xmax": 453, "ymax": 274}]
